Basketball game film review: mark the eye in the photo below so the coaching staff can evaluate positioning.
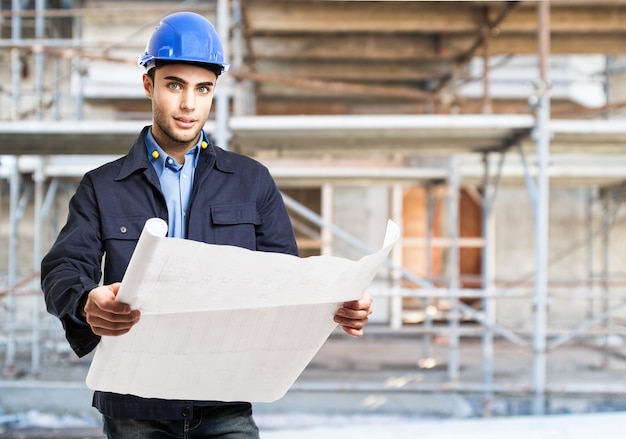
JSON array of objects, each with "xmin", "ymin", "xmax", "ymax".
[
  {"xmin": 198, "ymin": 86, "xmax": 211, "ymax": 94},
  {"xmin": 168, "ymin": 82, "xmax": 181, "ymax": 90}
]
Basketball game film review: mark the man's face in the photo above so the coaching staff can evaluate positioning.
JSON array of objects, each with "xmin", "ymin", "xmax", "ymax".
[{"xmin": 142, "ymin": 63, "xmax": 217, "ymax": 153}]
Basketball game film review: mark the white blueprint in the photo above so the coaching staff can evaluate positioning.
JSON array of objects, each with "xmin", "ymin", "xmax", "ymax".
[{"xmin": 86, "ymin": 218, "xmax": 399, "ymax": 402}]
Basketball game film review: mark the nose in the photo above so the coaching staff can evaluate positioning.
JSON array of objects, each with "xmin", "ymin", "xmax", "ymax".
[{"xmin": 180, "ymin": 89, "xmax": 195, "ymax": 111}]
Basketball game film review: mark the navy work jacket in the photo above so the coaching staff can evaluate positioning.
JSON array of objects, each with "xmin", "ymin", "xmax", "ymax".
[{"xmin": 41, "ymin": 126, "xmax": 298, "ymax": 419}]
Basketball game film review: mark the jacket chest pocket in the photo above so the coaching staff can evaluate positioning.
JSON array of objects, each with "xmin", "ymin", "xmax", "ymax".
[
  {"xmin": 210, "ymin": 203, "xmax": 260, "ymax": 250},
  {"xmin": 101, "ymin": 216, "xmax": 152, "ymax": 281}
]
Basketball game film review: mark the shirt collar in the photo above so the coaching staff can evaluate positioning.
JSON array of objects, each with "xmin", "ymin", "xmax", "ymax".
[
  {"xmin": 144, "ymin": 129, "xmax": 201, "ymax": 175},
  {"xmin": 115, "ymin": 126, "xmax": 234, "ymax": 182}
]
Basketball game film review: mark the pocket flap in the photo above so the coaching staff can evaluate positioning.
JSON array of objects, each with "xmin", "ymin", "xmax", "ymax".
[{"xmin": 210, "ymin": 203, "xmax": 260, "ymax": 225}]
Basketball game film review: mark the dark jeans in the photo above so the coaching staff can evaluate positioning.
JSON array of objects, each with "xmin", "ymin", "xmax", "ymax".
[{"xmin": 102, "ymin": 405, "xmax": 260, "ymax": 439}]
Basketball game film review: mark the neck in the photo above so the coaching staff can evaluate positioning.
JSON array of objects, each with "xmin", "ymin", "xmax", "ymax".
[{"xmin": 151, "ymin": 129, "xmax": 200, "ymax": 164}]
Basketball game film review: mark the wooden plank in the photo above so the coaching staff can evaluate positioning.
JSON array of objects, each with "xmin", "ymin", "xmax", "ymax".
[
  {"xmin": 496, "ymin": 4, "xmax": 626, "ymax": 33},
  {"xmin": 256, "ymin": 98, "xmax": 547, "ymax": 116},
  {"xmin": 472, "ymin": 33, "xmax": 626, "ymax": 55},
  {"xmin": 245, "ymin": 1, "xmax": 486, "ymax": 33},
  {"xmin": 230, "ymin": 71, "xmax": 438, "ymax": 101},
  {"xmin": 252, "ymin": 32, "xmax": 626, "ymax": 62},
  {"xmin": 245, "ymin": 1, "xmax": 626, "ymax": 34},
  {"xmin": 251, "ymin": 34, "xmax": 469, "ymax": 60},
  {"xmin": 255, "ymin": 81, "xmax": 434, "ymax": 100},
  {"xmin": 254, "ymin": 59, "xmax": 458, "ymax": 81}
]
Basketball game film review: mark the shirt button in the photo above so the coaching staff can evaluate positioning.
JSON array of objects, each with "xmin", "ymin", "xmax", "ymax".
[
  {"xmin": 120, "ymin": 226, "xmax": 127, "ymax": 233},
  {"xmin": 181, "ymin": 407, "xmax": 191, "ymax": 417}
]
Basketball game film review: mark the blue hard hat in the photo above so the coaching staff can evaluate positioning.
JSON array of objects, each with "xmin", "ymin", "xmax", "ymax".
[{"xmin": 138, "ymin": 12, "xmax": 229, "ymax": 74}]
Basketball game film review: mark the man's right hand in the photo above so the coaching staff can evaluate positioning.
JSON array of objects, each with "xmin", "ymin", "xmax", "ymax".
[{"xmin": 82, "ymin": 283, "xmax": 141, "ymax": 336}]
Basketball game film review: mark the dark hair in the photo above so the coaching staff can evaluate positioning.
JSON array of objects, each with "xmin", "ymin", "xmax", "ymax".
[{"xmin": 147, "ymin": 60, "xmax": 222, "ymax": 83}]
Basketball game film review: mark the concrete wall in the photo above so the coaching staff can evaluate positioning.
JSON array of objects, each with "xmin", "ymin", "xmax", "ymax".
[{"xmin": 493, "ymin": 186, "xmax": 625, "ymax": 329}]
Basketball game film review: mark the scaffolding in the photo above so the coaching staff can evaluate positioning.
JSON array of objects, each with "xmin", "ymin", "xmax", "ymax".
[{"xmin": 1, "ymin": 0, "xmax": 626, "ymax": 418}]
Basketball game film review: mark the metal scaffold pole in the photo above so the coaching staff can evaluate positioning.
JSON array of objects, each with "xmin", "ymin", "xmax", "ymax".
[
  {"xmin": 34, "ymin": 0, "xmax": 46, "ymax": 121},
  {"xmin": 447, "ymin": 156, "xmax": 461, "ymax": 382},
  {"xmin": 215, "ymin": 0, "xmax": 232, "ymax": 150},
  {"xmin": 4, "ymin": 158, "xmax": 19, "ymax": 376},
  {"xmin": 31, "ymin": 158, "xmax": 44, "ymax": 376},
  {"xmin": 10, "ymin": 0, "xmax": 22, "ymax": 120},
  {"xmin": 389, "ymin": 183, "xmax": 404, "ymax": 330},
  {"xmin": 532, "ymin": 0, "xmax": 551, "ymax": 416},
  {"xmin": 481, "ymin": 151, "xmax": 502, "ymax": 415}
]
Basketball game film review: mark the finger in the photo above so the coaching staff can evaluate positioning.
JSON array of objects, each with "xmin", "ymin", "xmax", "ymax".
[
  {"xmin": 87, "ymin": 310, "xmax": 140, "ymax": 328},
  {"xmin": 109, "ymin": 282, "xmax": 122, "ymax": 297},
  {"xmin": 86, "ymin": 286, "xmax": 134, "ymax": 316},
  {"xmin": 85, "ymin": 300, "xmax": 136, "ymax": 321},
  {"xmin": 339, "ymin": 323, "xmax": 365, "ymax": 338},
  {"xmin": 341, "ymin": 300, "xmax": 361, "ymax": 310},
  {"xmin": 334, "ymin": 314, "xmax": 368, "ymax": 330},
  {"xmin": 87, "ymin": 313, "xmax": 140, "ymax": 336},
  {"xmin": 86, "ymin": 301, "xmax": 130, "ymax": 317},
  {"xmin": 336, "ymin": 306, "xmax": 370, "ymax": 320},
  {"xmin": 90, "ymin": 324, "xmax": 135, "ymax": 337},
  {"xmin": 342, "ymin": 293, "xmax": 373, "ymax": 310},
  {"xmin": 90, "ymin": 308, "xmax": 140, "ymax": 324}
]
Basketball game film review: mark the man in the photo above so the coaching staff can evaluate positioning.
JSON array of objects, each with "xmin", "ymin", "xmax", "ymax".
[{"xmin": 41, "ymin": 11, "xmax": 373, "ymax": 439}]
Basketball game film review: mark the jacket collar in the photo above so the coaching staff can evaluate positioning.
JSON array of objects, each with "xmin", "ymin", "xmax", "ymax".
[{"xmin": 115, "ymin": 126, "xmax": 234, "ymax": 181}]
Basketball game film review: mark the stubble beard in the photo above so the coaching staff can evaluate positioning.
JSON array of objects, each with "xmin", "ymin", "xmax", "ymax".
[{"xmin": 152, "ymin": 108, "xmax": 202, "ymax": 154}]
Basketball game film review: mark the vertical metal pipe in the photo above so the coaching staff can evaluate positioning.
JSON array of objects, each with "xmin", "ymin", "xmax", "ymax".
[
  {"xmin": 216, "ymin": 0, "xmax": 230, "ymax": 67},
  {"xmin": 600, "ymin": 192, "xmax": 611, "ymax": 368},
  {"xmin": 586, "ymin": 188, "xmax": 595, "ymax": 320},
  {"xmin": 532, "ymin": 0, "xmax": 551, "ymax": 416},
  {"xmin": 32, "ymin": 158, "xmax": 44, "ymax": 375},
  {"xmin": 231, "ymin": 0, "xmax": 254, "ymax": 116},
  {"xmin": 10, "ymin": 0, "xmax": 22, "ymax": 120},
  {"xmin": 603, "ymin": 56, "xmax": 611, "ymax": 120},
  {"xmin": 214, "ymin": 0, "xmax": 232, "ymax": 149},
  {"xmin": 482, "ymin": 8, "xmax": 492, "ymax": 114},
  {"xmin": 389, "ymin": 184, "xmax": 404, "ymax": 330},
  {"xmin": 447, "ymin": 156, "xmax": 460, "ymax": 382},
  {"xmin": 53, "ymin": 57, "xmax": 61, "ymax": 120},
  {"xmin": 481, "ymin": 153, "xmax": 494, "ymax": 415},
  {"xmin": 482, "ymin": 46, "xmax": 491, "ymax": 114},
  {"xmin": 231, "ymin": 0, "xmax": 243, "ymax": 117},
  {"xmin": 321, "ymin": 184, "xmax": 334, "ymax": 256},
  {"xmin": 421, "ymin": 185, "xmax": 434, "ymax": 360},
  {"xmin": 3, "ymin": 157, "xmax": 19, "ymax": 376},
  {"xmin": 34, "ymin": 0, "xmax": 47, "ymax": 121},
  {"xmin": 72, "ymin": 13, "xmax": 83, "ymax": 119}
]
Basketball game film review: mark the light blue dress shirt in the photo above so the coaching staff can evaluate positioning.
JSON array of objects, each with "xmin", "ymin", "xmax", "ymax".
[{"xmin": 145, "ymin": 130, "xmax": 201, "ymax": 238}]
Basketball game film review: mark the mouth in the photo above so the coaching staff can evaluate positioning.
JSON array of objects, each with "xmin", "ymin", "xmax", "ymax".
[{"xmin": 174, "ymin": 116, "xmax": 197, "ymax": 129}]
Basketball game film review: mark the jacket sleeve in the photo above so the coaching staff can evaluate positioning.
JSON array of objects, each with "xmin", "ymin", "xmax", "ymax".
[
  {"xmin": 254, "ymin": 166, "xmax": 299, "ymax": 257},
  {"xmin": 41, "ymin": 174, "xmax": 104, "ymax": 357}
]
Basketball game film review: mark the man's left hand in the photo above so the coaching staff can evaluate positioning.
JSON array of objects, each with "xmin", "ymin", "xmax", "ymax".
[{"xmin": 334, "ymin": 293, "xmax": 373, "ymax": 337}]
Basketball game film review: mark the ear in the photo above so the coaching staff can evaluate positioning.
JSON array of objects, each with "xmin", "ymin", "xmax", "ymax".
[{"xmin": 142, "ymin": 73, "xmax": 153, "ymax": 99}]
